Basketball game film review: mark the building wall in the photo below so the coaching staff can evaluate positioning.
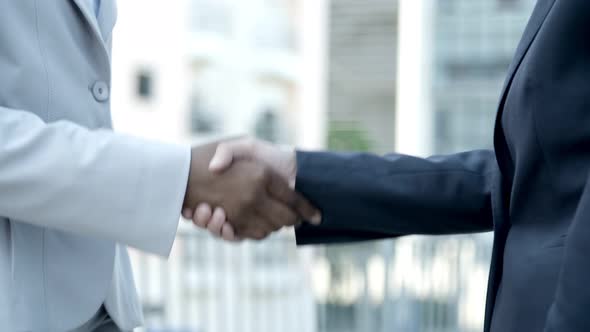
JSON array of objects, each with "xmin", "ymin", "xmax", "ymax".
[
  {"xmin": 391, "ymin": 1, "xmax": 535, "ymax": 332},
  {"xmin": 426, "ymin": 3, "xmax": 536, "ymax": 329},
  {"xmin": 111, "ymin": 1, "xmax": 327, "ymax": 331},
  {"xmin": 319, "ymin": 1, "xmax": 400, "ymax": 332},
  {"xmin": 321, "ymin": 1, "xmax": 535, "ymax": 332},
  {"xmin": 327, "ymin": 0, "xmax": 399, "ymax": 154},
  {"xmin": 432, "ymin": 0, "xmax": 536, "ymax": 154},
  {"xmin": 110, "ymin": 1, "xmax": 537, "ymax": 332}
]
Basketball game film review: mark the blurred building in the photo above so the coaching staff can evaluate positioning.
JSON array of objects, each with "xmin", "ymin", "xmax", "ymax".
[
  {"xmin": 396, "ymin": 0, "xmax": 536, "ymax": 155},
  {"xmin": 431, "ymin": 0, "xmax": 536, "ymax": 154},
  {"xmin": 326, "ymin": 0, "xmax": 399, "ymax": 154},
  {"xmin": 392, "ymin": 0, "xmax": 535, "ymax": 332},
  {"xmin": 110, "ymin": 0, "xmax": 537, "ymax": 332},
  {"xmin": 318, "ymin": 2, "xmax": 399, "ymax": 332},
  {"xmin": 319, "ymin": 1, "xmax": 536, "ymax": 332},
  {"xmin": 111, "ymin": 1, "xmax": 327, "ymax": 332}
]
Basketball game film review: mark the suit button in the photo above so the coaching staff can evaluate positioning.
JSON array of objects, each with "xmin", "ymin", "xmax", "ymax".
[{"xmin": 92, "ymin": 81, "xmax": 110, "ymax": 102}]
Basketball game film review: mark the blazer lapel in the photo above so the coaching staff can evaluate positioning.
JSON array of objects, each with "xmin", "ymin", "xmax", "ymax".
[
  {"xmin": 98, "ymin": 0, "xmax": 118, "ymax": 43},
  {"xmin": 492, "ymin": 0, "xmax": 556, "ymax": 184},
  {"xmin": 71, "ymin": 0, "xmax": 101, "ymax": 39},
  {"xmin": 494, "ymin": 0, "xmax": 556, "ymax": 130},
  {"xmin": 485, "ymin": 1, "xmax": 556, "ymax": 331},
  {"xmin": 70, "ymin": 0, "xmax": 110, "ymax": 58}
]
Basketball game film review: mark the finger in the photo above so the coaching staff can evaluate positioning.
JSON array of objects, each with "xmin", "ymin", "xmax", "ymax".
[
  {"xmin": 221, "ymin": 223, "xmax": 237, "ymax": 242},
  {"xmin": 193, "ymin": 203, "xmax": 213, "ymax": 228},
  {"xmin": 243, "ymin": 227, "xmax": 271, "ymax": 241},
  {"xmin": 253, "ymin": 232, "xmax": 270, "ymax": 241},
  {"xmin": 257, "ymin": 195, "xmax": 300, "ymax": 229},
  {"xmin": 207, "ymin": 207, "xmax": 226, "ymax": 237},
  {"xmin": 235, "ymin": 212, "xmax": 275, "ymax": 240},
  {"xmin": 267, "ymin": 172, "xmax": 322, "ymax": 225},
  {"xmin": 182, "ymin": 208, "xmax": 194, "ymax": 220},
  {"xmin": 209, "ymin": 139, "xmax": 257, "ymax": 173}
]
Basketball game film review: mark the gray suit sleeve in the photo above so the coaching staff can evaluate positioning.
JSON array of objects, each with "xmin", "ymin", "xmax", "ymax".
[
  {"xmin": 0, "ymin": 107, "xmax": 191, "ymax": 257},
  {"xmin": 295, "ymin": 150, "xmax": 498, "ymax": 245}
]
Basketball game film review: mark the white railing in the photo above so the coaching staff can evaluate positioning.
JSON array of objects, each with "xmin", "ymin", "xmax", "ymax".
[{"xmin": 131, "ymin": 229, "xmax": 492, "ymax": 332}]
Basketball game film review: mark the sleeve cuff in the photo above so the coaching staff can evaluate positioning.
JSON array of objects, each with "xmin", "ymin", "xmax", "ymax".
[{"xmin": 136, "ymin": 143, "xmax": 192, "ymax": 257}]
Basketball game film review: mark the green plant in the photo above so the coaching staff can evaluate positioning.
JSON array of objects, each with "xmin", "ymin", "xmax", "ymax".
[{"xmin": 327, "ymin": 121, "xmax": 373, "ymax": 152}]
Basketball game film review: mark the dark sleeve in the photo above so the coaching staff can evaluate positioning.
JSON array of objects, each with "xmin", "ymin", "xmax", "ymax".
[
  {"xmin": 544, "ymin": 172, "xmax": 590, "ymax": 331},
  {"xmin": 295, "ymin": 149, "xmax": 498, "ymax": 245}
]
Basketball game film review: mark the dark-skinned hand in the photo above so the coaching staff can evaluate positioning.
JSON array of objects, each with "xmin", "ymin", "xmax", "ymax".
[{"xmin": 183, "ymin": 142, "xmax": 319, "ymax": 240}]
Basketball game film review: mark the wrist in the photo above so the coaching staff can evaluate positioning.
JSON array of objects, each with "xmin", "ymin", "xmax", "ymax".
[
  {"xmin": 183, "ymin": 148, "xmax": 197, "ymax": 208},
  {"xmin": 184, "ymin": 143, "xmax": 219, "ymax": 208},
  {"xmin": 289, "ymin": 152, "xmax": 297, "ymax": 189},
  {"xmin": 278, "ymin": 145, "xmax": 297, "ymax": 188}
]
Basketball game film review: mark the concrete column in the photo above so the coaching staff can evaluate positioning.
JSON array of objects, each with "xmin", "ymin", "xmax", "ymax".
[
  {"xmin": 395, "ymin": 0, "xmax": 435, "ymax": 157},
  {"xmin": 297, "ymin": 0, "xmax": 329, "ymax": 150}
]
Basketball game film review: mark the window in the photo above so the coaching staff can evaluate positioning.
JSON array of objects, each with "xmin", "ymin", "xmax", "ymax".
[
  {"xmin": 254, "ymin": 108, "xmax": 279, "ymax": 142},
  {"xmin": 189, "ymin": 97, "xmax": 219, "ymax": 134},
  {"xmin": 434, "ymin": 107, "xmax": 495, "ymax": 154},
  {"xmin": 444, "ymin": 59, "xmax": 511, "ymax": 80},
  {"xmin": 136, "ymin": 70, "xmax": 153, "ymax": 100}
]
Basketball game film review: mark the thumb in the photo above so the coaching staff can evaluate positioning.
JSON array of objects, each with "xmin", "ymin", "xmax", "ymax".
[
  {"xmin": 209, "ymin": 139, "xmax": 258, "ymax": 173},
  {"xmin": 209, "ymin": 143, "xmax": 235, "ymax": 173}
]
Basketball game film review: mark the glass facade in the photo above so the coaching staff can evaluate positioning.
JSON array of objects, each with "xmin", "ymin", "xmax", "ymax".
[
  {"xmin": 432, "ymin": 0, "xmax": 536, "ymax": 154},
  {"xmin": 327, "ymin": 0, "xmax": 399, "ymax": 154},
  {"xmin": 319, "ymin": 1, "xmax": 535, "ymax": 332},
  {"xmin": 118, "ymin": 1, "xmax": 538, "ymax": 332}
]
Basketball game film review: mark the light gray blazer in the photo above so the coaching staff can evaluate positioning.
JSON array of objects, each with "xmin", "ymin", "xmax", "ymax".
[{"xmin": 0, "ymin": 1, "xmax": 191, "ymax": 331}]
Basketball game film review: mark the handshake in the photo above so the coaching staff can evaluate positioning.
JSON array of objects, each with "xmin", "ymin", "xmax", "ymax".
[{"xmin": 181, "ymin": 138, "xmax": 322, "ymax": 241}]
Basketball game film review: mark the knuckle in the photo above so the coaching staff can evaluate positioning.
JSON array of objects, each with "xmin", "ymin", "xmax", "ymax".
[
  {"xmin": 290, "ymin": 195, "xmax": 300, "ymax": 207},
  {"xmin": 296, "ymin": 196, "xmax": 311, "ymax": 213},
  {"xmin": 286, "ymin": 214, "xmax": 297, "ymax": 226},
  {"xmin": 284, "ymin": 193, "xmax": 298, "ymax": 208},
  {"xmin": 276, "ymin": 209, "xmax": 294, "ymax": 226}
]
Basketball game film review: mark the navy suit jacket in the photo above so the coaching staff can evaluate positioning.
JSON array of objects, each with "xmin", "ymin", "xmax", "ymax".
[{"xmin": 295, "ymin": 1, "xmax": 590, "ymax": 331}]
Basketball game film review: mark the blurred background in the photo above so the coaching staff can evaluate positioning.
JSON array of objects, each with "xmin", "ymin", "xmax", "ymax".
[{"xmin": 109, "ymin": 0, "xmax": 536, "ymax": 331}]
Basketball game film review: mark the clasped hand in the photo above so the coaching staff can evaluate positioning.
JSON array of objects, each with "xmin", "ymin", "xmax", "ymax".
[{"xmin": 182, "ymin": 139, "xmax": 321, "ymax": 241}]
